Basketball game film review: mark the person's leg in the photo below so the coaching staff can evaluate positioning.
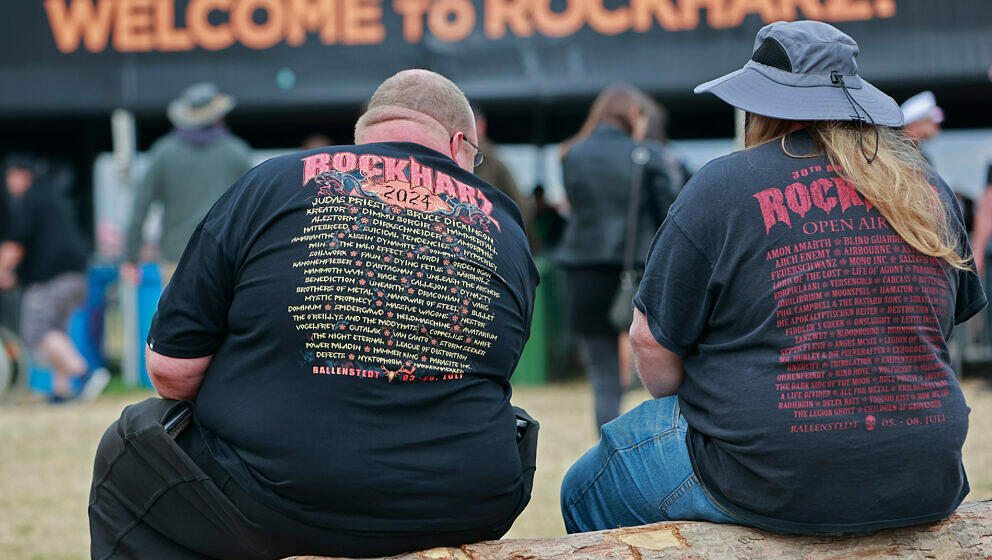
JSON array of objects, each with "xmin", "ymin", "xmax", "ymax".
[
  {"xmin": 580, "ymin": 334, "xmax": 622, "ymax": 428},
  {"xmin": 20, "ymin": 277, "xmax": 88, "ymax": 397},
  {"xmin": 560, "ymin": 396, "xmax": 736, "ymax": 533},
  {"xmin": 37, "ymin": 330, "xmax": 87, "ymax": 396}
]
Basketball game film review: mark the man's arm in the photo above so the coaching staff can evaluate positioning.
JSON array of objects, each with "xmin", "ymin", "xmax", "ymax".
[
  {"xmin": 146, "ymin": 347, "xmax": 212, "ymax": 400},
  {"xmin": 124, "ymin": 158, "xmax": 162, "ymax": 266},
  {"xmin": 629, "ymin": 308, "xmax": 685, "ymax": 398},
  {"xmin": 0, "ymin": 241, "xmax": 25, "ymax": 289}
]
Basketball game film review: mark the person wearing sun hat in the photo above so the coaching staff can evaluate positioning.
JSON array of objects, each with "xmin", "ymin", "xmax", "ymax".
[
  {"xmin": 900, "ymin": 90, "xmax": 944, "ymax": 146},
  {"xmin": 123, "ymin": 82, "xmax": 253, "ymax": 285},
  {"xmin": 561, "ymin": 20, "xmax": 983, "ymax": 536}
]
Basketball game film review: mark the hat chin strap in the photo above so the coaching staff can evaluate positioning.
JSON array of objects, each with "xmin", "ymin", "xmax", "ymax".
[{"xmin": 831, "ymin": 71, "xmax": 879, "ymax": 165}]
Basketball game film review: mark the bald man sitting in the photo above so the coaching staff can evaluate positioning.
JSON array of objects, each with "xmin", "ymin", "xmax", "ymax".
[{"xmin": 88, "ymin": 70, "xmax": 540, "ymax": 560}]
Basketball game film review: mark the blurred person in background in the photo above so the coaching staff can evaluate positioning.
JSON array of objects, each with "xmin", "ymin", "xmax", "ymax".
[
  {"xmin": 0, "ymin": 170, "xmax": 14, "ymax": 331},
  {"xmin": 563, "ymin": 21, "xmax": 982, "ymax": 535},
  {"xmin": 900, "ymin": 90, "xmax": 943, "ymax": 164},
  {"xmin": 970, "ymin": 159, "xmax": 992, "ymax": 338},
  {"xmin": 123, "ymin": 82, "xmax": 253, "ymax": 284},
  {"xmin": 0, "ymin": 154, "xmax": 108, "ymax": 401},
  {"xmin": 557, "ymin": 85, "xmax": 677, "ymax": 428},
  {"xmin": 301, "ymin": 133, "xmax": 333, "ymax": 151},
  {"xmin": 643, "ymin": 99, "xmax": 691, "ymax": 190},
  {"xmin": 471, "ymin": 103, "xmax": 524, "ymax": 211},
  {"xmin": 528, "ymin": 184, "xmax": 565, "ymax": 254}
]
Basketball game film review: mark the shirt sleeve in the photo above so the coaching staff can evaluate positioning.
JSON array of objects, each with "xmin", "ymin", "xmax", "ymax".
[
  {"xmin": 633, "ymin": 216, "xmax": 716, "ymax": 356},
  {"xmin": 147, "ymin": 224, "xmax": 235, "ymax": 358}
]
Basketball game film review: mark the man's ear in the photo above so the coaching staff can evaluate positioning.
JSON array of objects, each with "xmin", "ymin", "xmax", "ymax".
[{"xmin": 449, "ymin": 131, "xmax": 463, "ymax": 161}]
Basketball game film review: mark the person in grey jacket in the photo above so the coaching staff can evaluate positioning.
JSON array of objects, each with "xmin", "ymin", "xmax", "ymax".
[
  {"xmin": 123, "ymin": 83, "xmax": 253, "ymax": 283},
  {"xmin": 557, "ymin": 85, "xmax": 677, "ymax": 428}
]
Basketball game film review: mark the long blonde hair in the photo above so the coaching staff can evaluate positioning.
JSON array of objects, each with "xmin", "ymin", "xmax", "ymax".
[
  {"xmin": 746, "ymin": 114, "xmax": 970, "ymax": 270},
  {"xmin": 559, "ymin": 85, "xmax": 653, "ymax": 159}
]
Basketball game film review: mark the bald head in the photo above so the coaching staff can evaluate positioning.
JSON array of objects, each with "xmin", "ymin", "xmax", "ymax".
[{"xmin": 355, "ymin": 69, "xmax": 476, "ymax": 150}]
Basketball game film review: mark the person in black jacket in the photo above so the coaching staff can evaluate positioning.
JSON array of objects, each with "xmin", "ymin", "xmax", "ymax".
[{"xmin": 557, "ymin": 85, "xmax": 676, "ymax": 428}]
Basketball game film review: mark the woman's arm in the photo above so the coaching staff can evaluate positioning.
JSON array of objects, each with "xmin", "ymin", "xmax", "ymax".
[{"xmin": 630, "ymin": 309, "xmax": 685, "ymax": 398}]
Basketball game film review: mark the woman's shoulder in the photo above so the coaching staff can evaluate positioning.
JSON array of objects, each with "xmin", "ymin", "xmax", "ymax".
[{"xmin": 673, "ymin": 149, "xmax": 747, "ymax": 204}]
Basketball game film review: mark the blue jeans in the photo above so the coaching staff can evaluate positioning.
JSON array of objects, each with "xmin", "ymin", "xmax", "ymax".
[{"xmin": 560, "ymin": 396, "xmax": 737, "ymax": 533}]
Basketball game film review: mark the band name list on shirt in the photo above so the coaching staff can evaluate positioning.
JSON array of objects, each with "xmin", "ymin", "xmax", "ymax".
[
  {"xmin": 756, "ymin": 170, "xmax": 952, "ymax": 434},
  {"xmin": 289, "ymin": 152, "xmax": 502, "ymax": 383}
]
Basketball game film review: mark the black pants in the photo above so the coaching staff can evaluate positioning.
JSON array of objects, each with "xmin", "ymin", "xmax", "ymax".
[
  {"xmin": 579, "ymin": 334, "xmax": 622, "ymax": 428},
  {"xmin": 89, "ymin": 398, "xmax": 538, "ymax": 560}
]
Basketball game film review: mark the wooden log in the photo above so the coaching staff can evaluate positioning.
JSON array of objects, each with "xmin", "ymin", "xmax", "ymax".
[{"xmin": 287, "ymin": 499, "xmax": 992, "ymax": 560}]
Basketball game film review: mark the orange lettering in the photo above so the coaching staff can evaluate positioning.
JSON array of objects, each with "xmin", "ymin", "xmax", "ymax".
[
  {"xmin": 778, "ymin": 0, "xmax": 824, "ymax": 19},
  {"xmin": 630, "ymin": 0, "xmax": 680, "ymax": 31},
  {"xmin": 155, "ymin": 0, "xmax": 194, "ymax": 51},
  {"xmin": 532, "ymin": 0, "xmax": 583, "ymax": 37},
  {"xmin": 44, "ymin": 0, "xmax": 116, "ymax": 53},
  {"xmin": 342, "ymin": 0, "xmax": 385, "ymax": 44},
  {"xmin": 722, "ymin": 0, "xmax": 784, "ymax": 27},
  {"xmin": 114, "ymin": 0, "xmax": 156, "ymax": 52},
  {"xmin": 484, "ymin": 0, "xmax": 533, "ymax": 39},
  {"xmin": 874, "ymin": 0, "xmax": 895, "ymax": 18},
  {"xmin": 678, "ymin": 0, "xmax": 727, "ymax": 29},
  {"xmin": 585, "ymin": 0, "xmax": 630, "ymax": 35},
  {"xmin": 393, "ymin": 0, "xmax": 430, "ymax": 42},
  {"xmin": 187, "ymin": 0, "xmax": 234, "ymax": 50},
  {"xmin": 825, "ymin": 0, "xmax": 873, "ymax": 21},
  {"xmin": 285, "ymin": 0, "xmax": 338, "ymax": 46},
  {"xmin": 231, "ymin": 0, "xmax": 286, "ymax": 49},
  {"xmin": 427, "ymin": 0, "xmax": 475, "ymax": 42}
]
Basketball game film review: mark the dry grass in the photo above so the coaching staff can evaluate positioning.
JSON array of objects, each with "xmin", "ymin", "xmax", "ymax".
[{"xmin": 1, "ymin": 380, "xmax": 991, "ymax": 558}]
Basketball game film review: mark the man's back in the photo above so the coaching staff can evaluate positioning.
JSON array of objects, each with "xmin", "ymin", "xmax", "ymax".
[
  {"xmin": 128, "ymin": 133, "xmax": 253, "ymax": 262},
  {"xmin": 149, "ymin": 142, "xmax": 538, "ymax": 531}
]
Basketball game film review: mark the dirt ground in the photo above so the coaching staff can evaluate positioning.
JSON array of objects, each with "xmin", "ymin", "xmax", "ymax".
[{"xmin": 2, "ymin": 380, "xmax": 991, "ymax": 559}]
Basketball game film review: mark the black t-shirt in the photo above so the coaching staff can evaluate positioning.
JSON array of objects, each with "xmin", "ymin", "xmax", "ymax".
[
  {"xmin": 634, "ymin": 130, "xmax": 985, "ymax": 535},
  {"xmin": 6, "ymin": 180, "xmax": 88, "ymax": 285},
  {"xmin": 148, "ymin": 142, "xmax": 538, "ymax": 532}
]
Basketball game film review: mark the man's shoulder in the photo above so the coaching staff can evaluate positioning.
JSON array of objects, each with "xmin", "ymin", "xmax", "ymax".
[
  {"xmin": 675, "ymin": 150, "xmax": 739, "ymax": 198},
  {"xmin": 147, "ymin": 134, "xmax": 184, "ymax": 157},
  {"xmin": 218, "ymin": 134, "xmax": 253, "ymax": 156}
]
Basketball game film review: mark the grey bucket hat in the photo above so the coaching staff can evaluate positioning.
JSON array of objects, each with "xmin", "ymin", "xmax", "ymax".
[
  {"xmin": 167, "ymin": 82, "xmax": 236, "ymax": 130},
  {"xmin": 695, "ymin": 21, "xmax": 903, "ymax": 127}
]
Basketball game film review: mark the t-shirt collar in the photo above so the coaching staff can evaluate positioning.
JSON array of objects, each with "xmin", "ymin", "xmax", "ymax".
[
  {"xmin": 782, "ymin": 128, "xmax": 819, "ymax": 157},
  {"xmin": 367, "ymin": 141, "xmax": 456, "ymax": 165}
]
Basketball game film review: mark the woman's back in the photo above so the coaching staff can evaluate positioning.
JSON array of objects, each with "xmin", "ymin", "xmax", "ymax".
[
  {"xmin": 557, "ymin": 124, "xmax": 669, "ymax": 268},
  {"xmin": 633, "ymin": 129, "xmax": 983, "ymax": 533}
]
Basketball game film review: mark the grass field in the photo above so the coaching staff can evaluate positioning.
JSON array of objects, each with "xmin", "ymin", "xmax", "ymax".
[{"xmin": 2, "ymin": 379, "xmax": 992, "ymax": 559}]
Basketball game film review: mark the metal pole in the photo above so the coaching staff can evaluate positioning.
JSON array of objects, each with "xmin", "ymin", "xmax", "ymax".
[{"xmin": 111, "ymin": 109, "xmax": 140, "ymax": 387}]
